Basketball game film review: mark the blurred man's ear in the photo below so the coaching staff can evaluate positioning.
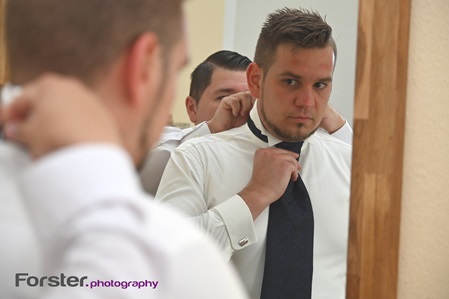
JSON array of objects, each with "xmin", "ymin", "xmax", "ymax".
[
  {"xmin": 124, "ymin": 32, "xmax": 162, "ymax": 108},
  {"xmin": 185, "ymin": 95, "xmax": 198, "ymax": 123},
  {"xmin": 246, "ymin": 62, "xmax": 263, "ymax": 99}
]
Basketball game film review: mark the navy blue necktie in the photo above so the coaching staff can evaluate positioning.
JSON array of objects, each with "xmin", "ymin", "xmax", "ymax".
[{"xmin": 247, "ymin": 117, "xmax": 314, "ymax": 299}]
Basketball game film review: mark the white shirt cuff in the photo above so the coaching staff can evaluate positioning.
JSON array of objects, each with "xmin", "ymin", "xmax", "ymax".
[{"xmin": 213, "ymin": 195, "xmax": 257, "ymax": 250}]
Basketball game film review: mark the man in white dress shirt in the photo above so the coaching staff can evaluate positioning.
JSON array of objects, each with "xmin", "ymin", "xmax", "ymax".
[
  {"xmin": 0, "ymin": 1, "xmax": 248, "ymax": 298},
  {"xmin": 155, "ymin": 8, "xmax": 351, "ymax": 299},
  {"xmin": 140, "ymin": 50, "xmax": 352, "ymax": 195}
]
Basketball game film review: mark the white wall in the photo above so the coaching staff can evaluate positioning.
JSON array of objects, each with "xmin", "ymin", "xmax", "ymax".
[{"xmin": 223, "ymin": 0, "xmax": 359, "ymax": 125}]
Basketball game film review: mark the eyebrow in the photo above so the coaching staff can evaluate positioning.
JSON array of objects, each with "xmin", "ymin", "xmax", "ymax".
[
  {"xmin": 213, "ymin": 88, "xmax": 239, "ymax": 95},
  {"xmin": 279, "ymin": 71, "xmax": 333, "ymax": 82}
]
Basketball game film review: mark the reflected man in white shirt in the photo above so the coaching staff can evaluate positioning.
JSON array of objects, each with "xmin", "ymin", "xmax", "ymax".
[
  {"xmin": 140, "ymin": 50, "xmax": 352, "ymax": 195},
  {"xmin": 140, "ymin": 50, "xmax": 253, "ymax": 194},
  {"xmin": 1, "ymin": 0, "xmax": 248, "ymax": 298},
  {"xmin": 155, "ymin": 8, "xmax": 351, "ymax": 299}
]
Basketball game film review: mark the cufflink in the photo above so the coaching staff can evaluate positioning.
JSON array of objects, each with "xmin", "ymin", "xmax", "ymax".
[{"xmin": 238, "ymin": 237, "xmax": 249, "ymax": 247}]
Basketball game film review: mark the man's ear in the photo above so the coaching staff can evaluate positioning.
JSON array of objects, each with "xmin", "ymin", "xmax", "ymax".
[
  {"xmin": 246, "ymin": 62, "xmax": 263, "ymax": 99},
  {"xmin": 124, "ymin": 32, "xmax": 161, "ymax": 106},
  {"xmin": 185, "ymin": 96, "xmax": 198, "ymax": 123}
]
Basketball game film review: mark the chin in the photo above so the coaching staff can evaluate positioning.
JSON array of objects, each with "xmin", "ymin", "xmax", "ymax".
[{"xmin": 274, "ymin": 126, "xmax": 318, "ymax": 142}]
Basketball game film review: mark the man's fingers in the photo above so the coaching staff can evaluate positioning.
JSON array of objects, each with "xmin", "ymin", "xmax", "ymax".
[
  {"xmin": 271, "ymin": 147, "xmax": 300, "ymax": 160},
  {"xmin": 291, "ymin": 161, "xmax": 303, "ymax": 181},
  {"xmin": 225, "ymin": 96, "xmax": 242, "ymax": 117},
  {"xmin": 291, "ymin": 169, "xmax": 299, "ymax": 182},
  {"xmin": 219, "ymin": 91, "xmax": 254, "ymax": 118},
  {"xmin": 230, "ymin": 91, "xmax": 253, "ymax": 116},
  {"xmin": 2, "ymin": 91, "xmax": 37, "ymax": 143},
  {"xmin": 3, "ymin": 122, "xmax": 17, "ymax": 140},
  {"xmin": 239, "ymin": 93, "xmax": 255, "ymax": 116},
  {"xmin": 3, "ymin": 120, "xmax": 32, "ymax": 146},
  {"xmin": 269, "ymin": 148, "xmax": 301, "ymax": 181},
  {"xmin": 2, "ymin": 95, "xmax": 34, "ymax": 123},
  {"xmin": 287, "ymin": 155, "xmax": 300, "ymax": 182}
]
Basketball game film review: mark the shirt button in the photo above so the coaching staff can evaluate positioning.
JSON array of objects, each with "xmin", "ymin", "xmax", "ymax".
[{"xmin": 238, "ymin": 237, "xmax": 249, "ymax": 247}]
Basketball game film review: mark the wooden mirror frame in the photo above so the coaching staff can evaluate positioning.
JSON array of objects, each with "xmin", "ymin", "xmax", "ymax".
[
  {"xmin": 0, "ymin": 0, "xmax": 412, "ymax": 298},
  {"xmin": 346, "ymin": 0, "xmax": 411, "ymax": 298},
  {"xmin": 0, "ymin": 0, "xmax": 8, "ymax": 85}
]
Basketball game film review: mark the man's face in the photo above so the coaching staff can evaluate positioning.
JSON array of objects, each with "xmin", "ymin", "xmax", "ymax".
[
  {"xmin": 187, "ymin": 68, "xmax": 248, "ymax": 124},
  {"xmin": 257, "ymin": 44, "xmax": 334, "ymax": 142}
]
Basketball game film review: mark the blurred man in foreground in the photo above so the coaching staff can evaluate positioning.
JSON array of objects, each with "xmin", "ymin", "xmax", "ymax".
[{"xmin": 0, "ymin": 1, "xmax": 247, "ymax": 298}]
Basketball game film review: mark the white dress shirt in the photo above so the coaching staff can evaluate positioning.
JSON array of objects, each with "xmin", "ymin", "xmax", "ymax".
[
  {"xmin": 0, "ymin": 141, "xmax": 248, "ymax": 299},
  {"xmin": 155, "ymin": 103, "xmax": 352, "ymax": 299},
  {"xmin": 140, "ymin": 123, "xmax": 211, "ymax": 195},
  {"xmin": 141, "ymin": 118, "xmax": 352, "ymax": 196},
  {"xmin": 0, "ymin": 142, "xmax": 42, "ymax": 299}
]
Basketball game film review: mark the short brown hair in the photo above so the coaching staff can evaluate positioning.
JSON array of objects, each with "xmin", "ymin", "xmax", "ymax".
[
  {"xmin": 254, "ymin": 7, "xmax": 337, "ymax": 72},
  {"xmin": 189, "ymin": 50, "xmax": 251, "ymax": 103},
  {"xmin": 6, "ymin": 0, "xmax": 184, "ymax": 85}
]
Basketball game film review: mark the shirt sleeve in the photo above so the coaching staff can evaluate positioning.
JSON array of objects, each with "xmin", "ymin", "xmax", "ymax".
[
  {"xmin": 155, "ymin": 146, "xmax": 257, "ymax": 260},
  {"xmin": 180, "ymin": 122, "xmax": 211, "ymax": 143},
  {"xmin": 330, "ymin": 121, "xmax": 353, "ymax": 145},
  {"xmin": 140, "ymin": 123, "xmax": 212, "ymax": 195},
  {"xmin": 20, "ymin": 144, "xmax": 248, "ymax": 299}
]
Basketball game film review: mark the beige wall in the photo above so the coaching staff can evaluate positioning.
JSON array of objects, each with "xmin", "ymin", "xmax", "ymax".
[
  {"xmin": 172, "ymin": 0, "xmax": 225, "ymax": 126},
  {"xmin": 398, "ymin": 0, "xmax": 449, "ymax": 298}
]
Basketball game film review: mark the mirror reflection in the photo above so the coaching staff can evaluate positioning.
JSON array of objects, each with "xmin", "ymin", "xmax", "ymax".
[{"xmin": 154, "ymin": 1, "xmax": 358, "ymax": 298}]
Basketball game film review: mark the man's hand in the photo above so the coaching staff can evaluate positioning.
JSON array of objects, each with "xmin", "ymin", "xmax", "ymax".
[
  {"xmin": 319, "ymin": 103, "xmax": 346, "ymax": 134},
  {"xmin": 207, "ymin": 91, "xmax": 255, "ymax": 133},
  {"xmin": 238, "ymin": 148, "xmax": 301, "ymax": 219},
  {"xmin": 2, "ymin": 74, "xmax": 121, "ymax": 159}
]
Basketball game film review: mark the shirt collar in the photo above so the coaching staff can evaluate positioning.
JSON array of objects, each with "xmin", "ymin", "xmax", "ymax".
[
  {"xmin": 249, "ymin": 100, "xmax": 315, "ymax": 147},
  {"xmin": 249, "ymin": 100, "xmax": 283, "ymax": 147}
]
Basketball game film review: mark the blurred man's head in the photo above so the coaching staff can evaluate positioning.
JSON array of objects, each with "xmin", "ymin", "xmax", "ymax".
[
  {"xmin": 6, "ymin": 0, "xmax": 187, "ymax": 165},
  {"xmin": 186, "ymin": 50, "xmax": 251, "ymax": 124},
  {"xmin": 247, "ymin": 8, "xmax": 336, "ymax": 142}
]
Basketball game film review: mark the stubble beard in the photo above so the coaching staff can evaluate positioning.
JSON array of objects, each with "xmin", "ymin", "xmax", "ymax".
[
  {"xmin": 135, "ymin": 57, "xmax": 169, "ymax": 170},
  {"xmin": 259, "ymin": 97, "xmax": 318, "ymax": 142}
]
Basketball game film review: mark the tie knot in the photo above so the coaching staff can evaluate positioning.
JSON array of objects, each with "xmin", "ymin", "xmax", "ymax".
[{"xmin": 275, "ymin": 141, "xmax": 304, "ymax": 155}]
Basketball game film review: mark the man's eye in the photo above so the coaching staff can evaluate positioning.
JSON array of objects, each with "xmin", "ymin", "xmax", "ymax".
[
  {"xmin": 314, "ymin": 82, "xmax": 327, "ymax": 89},
  {"xmin": 283, "ymin": 79, "xmax": 298, "ymax": 86},
  {"xmin": 217, "ymin": 95, "xmax": 226, "ymax": 100}
]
